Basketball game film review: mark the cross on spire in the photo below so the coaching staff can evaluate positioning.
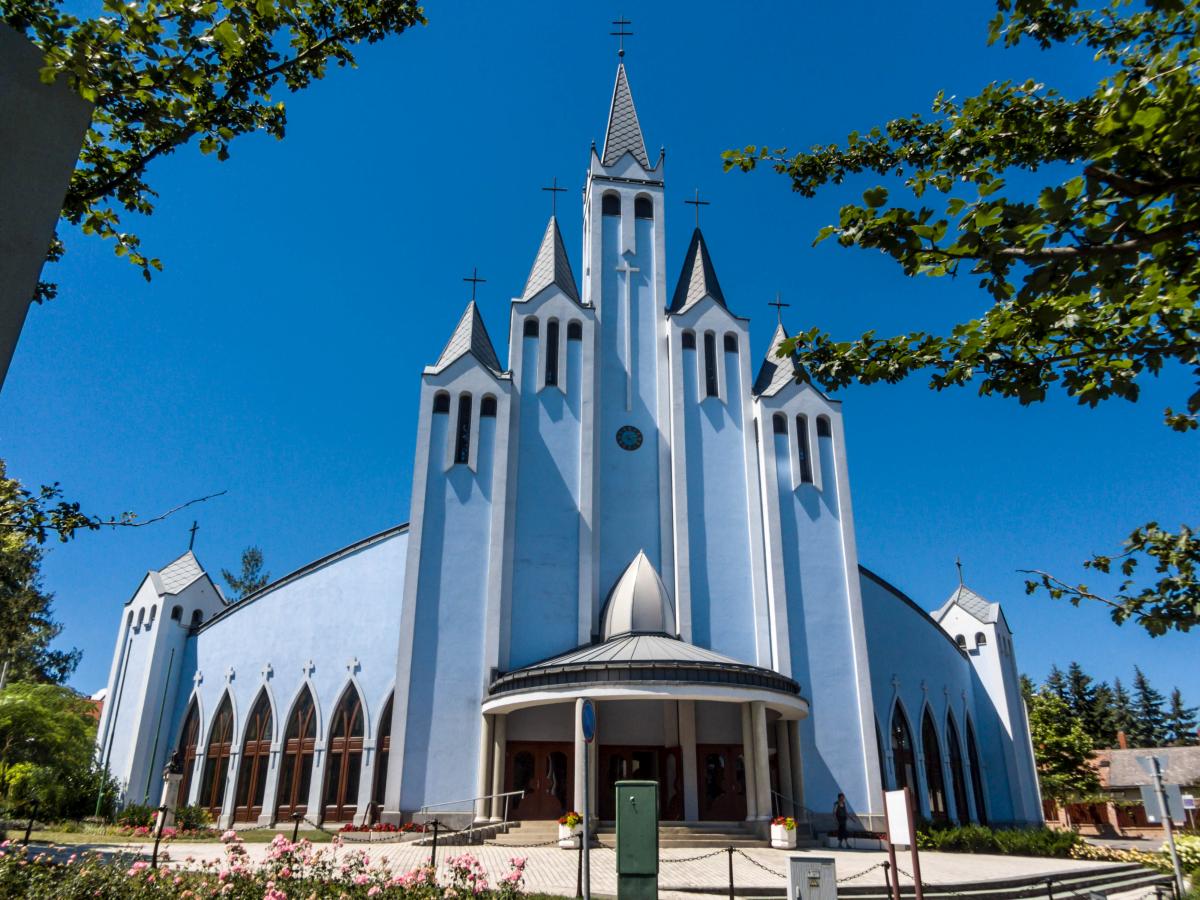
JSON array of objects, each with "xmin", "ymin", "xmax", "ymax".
[
  {"xmin": 463, "ymin": 267, "xmax": 486, "ymax": 302},
  {"xmin": 188, "ymin": 520, "xmax": 199, "ymax": 550},
  {"xmin": 610, "ymin": 15, "xmax": 633, "ymax": 57},
  {"xmin": 684, "ymin": 188, "xmax": 709, "ymax": 228},
  {"xmin": 541, "ymin": 176, "xmax": 567, "ymax": 216},
  {"xmin": 956, "ymin": 556, "xmax": 964, "ymax": 586},
  {"xmin": 769, "ymin": 291, "xmax": 790, "ymax": 325}
]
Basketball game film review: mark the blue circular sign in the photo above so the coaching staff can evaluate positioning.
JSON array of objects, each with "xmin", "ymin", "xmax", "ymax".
[{"xmin": 581, "ymin": 698, "xmax": 596, "ymax": 743}]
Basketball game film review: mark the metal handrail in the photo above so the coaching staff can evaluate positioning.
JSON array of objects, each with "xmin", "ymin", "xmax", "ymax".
[{"xmin": 417, "ymin": 789, "xmax": 524, "ymax": 814}]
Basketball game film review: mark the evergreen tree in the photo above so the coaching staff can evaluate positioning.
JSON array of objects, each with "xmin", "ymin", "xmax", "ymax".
[
  {"xmin": 1090, "ymin": 681, "xmax": 1119, "ymax": 748},
  {"xmin": 1111, "ymin": 678, "xmax": 1136, "ymax": 742},
  {"xmin": 1020, "ymin": 674, "xmax": 1037, "ymax": 708},
  {"xmin": 1129, "ymin": 666, "xmax": 1169, "ymax": 747},
  {"xmin": 1045, "ymin": 665, "xmax": 1070, "ymax": 704},
  {"xmin": 221, "ymin": 546, "xmax": 270, "ymax": 601},
  {"xmin": 1066, "ymin": 662, "xmax": 1097, "ymax": 726},
  {"xmin": 1165, "ymin": 688, "xmax": 1199, "ymax": 746}
]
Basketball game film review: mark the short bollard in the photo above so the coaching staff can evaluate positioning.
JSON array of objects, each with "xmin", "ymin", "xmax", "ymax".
[
  {"xmin": 882, "ymin": 861, "xmax": 892, "ymax": 892},
  {"xmin": 291, "ymin": 812, "xmax": 302, "ymax": 843},
  {"xmin": 1046, "ymin": 877, "xmax": 1055, "ymax": 900},
  {"xmin": 726, "ymin": 846, "xmax": 735, "ymax": 900},
  {"xmin": 23, "ymin": 801, "xmax": 39, "ymax": 845},
  {"xmin": 151, "ymin": 804, "xmax": 168, "ymax": 869},
  {"xmin": 429, "ymin": 819, "xmax": 440, "ymax": 870}
]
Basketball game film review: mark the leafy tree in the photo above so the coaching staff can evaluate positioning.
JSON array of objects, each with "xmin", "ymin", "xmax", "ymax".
[
  {"xmin": 724, "ymin": 0, "xmax": 1200, "ymax": 636},
  {"xmin": 222, "ymin": 545, "xmax": 270, "ymax": 600},
  {"xmin": 1129, "ymin": 665, "xmax": 1168, "ymax": 747},
  {"xmin": 1111, "ymin": 676, "xmax": 1136, "ymax": 740},
  {"xmin": 2, "ymin": 0, "xmax": 426, "ymax": 301},
  {"xmin": 1165, "ymin": 687, "xmax": 1198, "ymax": 746},
  {"xmin": 0, "ymin": 682, "xmax": 98, "ymax": 817},
  {"xmin": 1027, "ymin": 688, "xmax": 1100, "ymax": 807},
  {"xmin": 0, "ymin": 462, "xmax": 80, "ymax": 684}
]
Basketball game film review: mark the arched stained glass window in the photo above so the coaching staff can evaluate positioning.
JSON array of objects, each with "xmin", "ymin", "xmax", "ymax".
[
  {"xmin": 922, "ymin": 708, "xmax": 948, "ymax": 821},
  {"xmin": 322, "ymin": 688, "xmax": 365, "ymax": 823},
  {"xmin": 946, "ymin": 713, "xmax": 970, "ymax": 824},
  {"xmin": 796, "ymin": 415, "xmax": 814, "ymax": 484},
  {"xmin": 545, "ymin": 320, "xmax": 560, "ymax": 387},
  {"xmin": 966, "ymin": 720, "xmax": 987, "ymax": 824},
  {"xmin": 455, "ymin": 394, "xmax": 472, "ymax": 465},
  {"xmin": 176, "ymin": 701, "xmax": 201, "ymax": 807},
  {"xmin": 199, "ymin": 694, "xmax": 234, "ymax": 817},
  {"xmin": 703, "ymin": 332, "xmax": 718, "ymax": 398},
  {"xmin": 371, "ymin": 694, "xmax": 394, "ymax": 811},
  {"xmin": 891, "ymin": 706, "xmax": 917, "ymax": 794},
  {"xmin": 234, "ymin": 692, "xmax": 273, "ymax": 823},
  {"xmin": 276, "ymin": 687, "xmax": 316, "ymax": 821}
]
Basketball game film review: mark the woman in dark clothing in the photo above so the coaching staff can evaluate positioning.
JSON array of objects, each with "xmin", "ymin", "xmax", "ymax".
[{"xmin": 833, "ymin": 793, "xmax": 850, "ymax": 848}]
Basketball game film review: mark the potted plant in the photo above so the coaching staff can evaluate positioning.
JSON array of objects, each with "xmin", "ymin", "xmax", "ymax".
[
  {"xmin": 558, "ymin": 811, "xmax": 583, "ymax": 848},
  {"xmin": 771, "ymin": 816, "xmax": 798, "ymax": 850}
]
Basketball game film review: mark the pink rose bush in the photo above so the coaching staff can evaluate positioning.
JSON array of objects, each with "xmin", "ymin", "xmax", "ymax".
[{"xmin": 0, "ymin": 834, "xmax": 531, "ymax": 899}]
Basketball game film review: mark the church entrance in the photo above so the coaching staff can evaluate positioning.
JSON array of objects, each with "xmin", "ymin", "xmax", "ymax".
[
  {"xmin": 598, "ymin": 746, "xmax": 684, "ymax": 821},
  {"xmin": 504, "ymin": 742, "xmax": 572, "ymax": 821},
  {"xmin": 696, "ymin": 744, "xmax": 747, "ymax": 820}
]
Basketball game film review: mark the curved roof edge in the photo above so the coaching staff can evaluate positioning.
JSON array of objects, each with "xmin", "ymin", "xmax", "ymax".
[
  {"xmin": 858, "ymin": 565, "xmax": 969, "ymax": 661},
  {"xmin": 196, "ymin": 522, "xmax": 409, "ymax": 633}
]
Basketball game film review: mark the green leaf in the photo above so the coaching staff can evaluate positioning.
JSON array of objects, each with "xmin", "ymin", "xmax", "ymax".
[{"xmin": 862, "ymin": 187, "xmax": 888, "ymax": 208}]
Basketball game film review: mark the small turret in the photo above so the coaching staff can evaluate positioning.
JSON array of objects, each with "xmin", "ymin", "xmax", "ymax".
[
  {"xmin": 753, "ymin": 323, "xmax": 797, "ymax": 396},
  {"xmin": 669, "ymin": 228, "xmax": 726, "ymax": 314},
  {"xmin": 522, "ymin": 217, "xmax": 580, "ymax": 305},
  {"xmin": 431, "ymin": 302, "xmax": 503, "ymax": 375}
]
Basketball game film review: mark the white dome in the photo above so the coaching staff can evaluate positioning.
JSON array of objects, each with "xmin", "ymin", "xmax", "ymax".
[{"xmin": 601, "ymin": 550, "xmax": 675, "ymax": 639}]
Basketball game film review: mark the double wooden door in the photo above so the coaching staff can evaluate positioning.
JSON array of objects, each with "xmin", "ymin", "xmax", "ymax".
[
  {"xmin": 697, "ymin": 744, "xmax": 747, "ymax": 821},
  {"xmin": 504, "ymin": 742, "xmax": 573, "ymax": 821},
  {"xmin": 598, "ymin": 746, "xmax": 684, "ymax": 821}
]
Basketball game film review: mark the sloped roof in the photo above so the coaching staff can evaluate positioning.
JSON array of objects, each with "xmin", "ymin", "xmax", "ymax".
[
  {"xmin": 934, "ymin": 584, "xmax": 1000, "ymax": 625},
  {"xmin": 669, "ymin": 228, "xmax": 726, "ymax": 313},
  {"xmin": 157, "ymin": 551, "xmax": 206, "ymax": 594},
  {"xmin": 433, "ymin": 302, "xmax": 503, "ymax": 374},
  {"xmin": 522, "ymin": 217, "xmax": 580, "ymax": 304},
  {"xmin": 1101, "ymin": 747, "xmax": 1200, "ymax": 788},
  {"xmin": 601, "ymin": 63, "xmax": 649, "ymax": 168},
  {"xmin": 753, "ymin": 323, "xmax": 798, "ymax": 396},
  {"xmin": 601, "ymin": 550, "xmax": 675, "ymax": 639},
  {"xmin": 520, "ymin": 632, "xmax": 741, "ymax": 669}
]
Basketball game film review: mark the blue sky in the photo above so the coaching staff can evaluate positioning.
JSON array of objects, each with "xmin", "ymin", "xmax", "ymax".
[{"xmin": 3, "ymin": 1, "xmax": 1196, "ymax": 707}]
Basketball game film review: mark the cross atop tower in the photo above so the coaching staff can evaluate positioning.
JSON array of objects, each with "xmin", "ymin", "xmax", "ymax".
[
  {"xmin": 188, "ymin": 520, "xmax": 199, "ymax": 550},
  {"xmin": 463, "ymin": 267, "xmax": 486, "ymax": 302},
  {"xmin": 541, "ymin": 176, "xmax": 567, "ymax": 216},
  {"xmin": 684, "ymin": 188, "xmax": 710, "ymax": 228},
  {"xmin": 610, "ymin": 15, "xmax": 633, "ymax": 57},
  {"xmin": 769, "ymin": 291, "xmax": 790, "ymax": 325},
  {"xmin": 956, "ymin": 556, "xmax": 964, "ymax": 586}
]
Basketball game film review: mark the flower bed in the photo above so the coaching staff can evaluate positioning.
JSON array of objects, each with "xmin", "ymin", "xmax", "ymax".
[{"xmin": 0, "ymin": 832, "xmax": 529, "ymax": 899}]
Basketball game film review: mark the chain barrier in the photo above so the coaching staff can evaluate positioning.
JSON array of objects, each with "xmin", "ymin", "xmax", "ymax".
[
  {"xmin": 733, "ymin": 847, "xmax": 786, "ymax": 879},
  {"xmin": 659, "ymin": 849, "xmax": 729, "ymax": 864},
  {"xmin": 837, "ymin": 861, "xmax": 886, "ymax": 884}
]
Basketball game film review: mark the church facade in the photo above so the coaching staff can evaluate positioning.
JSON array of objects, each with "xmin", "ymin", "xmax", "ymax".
[{"xmin": 94, "ymin": 62, "xmax": 1042, "ymax": 834}]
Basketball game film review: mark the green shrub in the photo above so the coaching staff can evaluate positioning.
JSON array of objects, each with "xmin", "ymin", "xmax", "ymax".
[
  {"xmin": 114, "ymin": 803, "xmax": 155, "ymax": 828},
  {"xmin": 1170, "ymin": 833, "xmax": 1200, "ymax": 874},
  {"xmin": 916, "ymin": 823, "xmax": 1082, "ymax": 857},
  {"xmin": 174, "ymin": 804, "xmax": 212, "ymax": 831}
]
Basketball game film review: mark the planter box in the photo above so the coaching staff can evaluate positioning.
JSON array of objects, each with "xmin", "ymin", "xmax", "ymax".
[
  {"xmin": 558, "ymin": 823, "xmax": 581, "ymax": 849},
  {"xmin": 770, "ymin": 824, "xmax": 797, "ymax": 850}
]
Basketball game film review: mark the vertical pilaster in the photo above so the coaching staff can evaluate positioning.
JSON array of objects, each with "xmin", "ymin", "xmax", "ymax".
[
  {"xmin": 776, "ymin": 722, "xmax": 794, "ymax": 818},
  {"xmin": 489, "ymin": 714, "xmax": 508, "ymax": 821},
  {"xmin": 788, "ymin": 719, "xmax": 805, "ymax": 817},
  {"xmin": 741, "ymin": 704, "xmax": 758, "ymax": 822},
  {"xmin": 752, "ymin": 701, "xmax": 771, "ymax": 821},
  {"xmin": 679, "ymin": 700, "xmax": 699, "ymax": 822},
  {"xmin": 475, "ymin": 714, "xmax": 494, "ymax": 822}
]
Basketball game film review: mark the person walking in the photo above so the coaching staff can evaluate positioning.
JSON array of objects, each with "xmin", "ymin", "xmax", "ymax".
[{"xmin": 833, "ymin": 793, "xmax": 850, "ymax": 848}]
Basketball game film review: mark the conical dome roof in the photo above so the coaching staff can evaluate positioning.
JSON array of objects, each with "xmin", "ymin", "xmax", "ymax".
[{"xmin": 601, "ymin": 550, "xmax": 675, "ymax": 639}]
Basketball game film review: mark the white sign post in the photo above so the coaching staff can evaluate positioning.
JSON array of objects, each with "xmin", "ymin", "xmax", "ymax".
[
  {"xmin": 580, "ymin": 699, "xmax": 595, "ymax": 900},
  {"xmin": 1136, "ymin": 755, "xmax": 1186, "ymax": 896},
  {"xmin": 883, "ymin": 788, "xmax": 923, "ymax": 900}
]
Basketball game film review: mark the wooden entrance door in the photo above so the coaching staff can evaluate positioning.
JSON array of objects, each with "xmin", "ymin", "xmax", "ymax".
[
  {"xmin": 504, "ymin": 742, "xmax": 573, "ymax": 821},
  {"xmin": 599, "ymin": 746, "xmax": 663, "ymax": 820},
  {"xmin": 697, "ymin": 744, "xmax": 747, "ymax": 820}
]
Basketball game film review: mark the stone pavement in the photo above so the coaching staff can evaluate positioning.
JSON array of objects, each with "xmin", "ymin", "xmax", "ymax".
[{"xmin": 80, "ymin": 838, "xmax": 1128, "ymax": 899}]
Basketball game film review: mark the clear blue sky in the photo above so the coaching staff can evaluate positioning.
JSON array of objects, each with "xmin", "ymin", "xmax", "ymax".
[{"xmin": 3, "ymin": 1, "xmax": 1196, "ymax": 707}]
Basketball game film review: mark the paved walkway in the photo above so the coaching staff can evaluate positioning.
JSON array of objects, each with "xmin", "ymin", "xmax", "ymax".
[{"xmin": 65, "ymin": 838, "xmax": 1128, "ymax": 899}]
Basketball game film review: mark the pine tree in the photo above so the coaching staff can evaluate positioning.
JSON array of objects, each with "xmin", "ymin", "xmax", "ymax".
[
  {"xmin": 1090, "ymin": 682, "xmax": 1119, "ymax": 748},
  {"xmin": 1111, "ymin": 678, "xmax": 1136, "ymax": 742},
  {"xmin": 1020, "ymin": 674, "xmax": 1037, "ymax": 708},
  {"xmin": 1165, "ymin": 688, "xmax": 1199, "ymax": 746},
  {"xmin": 1045, "ymin": 665, "xmax": 1070, "ymax": 704},
  {"xmin": 1129, "ymin": 666, "xmax": 1169, "ymax": 747},
  {"xmin": 1066, "ymin": 662, "xmax": 1097, "ymax": 731},
  {"xmin": 221, "ymin": 546, "xmax": 270, "ymax": 601}
]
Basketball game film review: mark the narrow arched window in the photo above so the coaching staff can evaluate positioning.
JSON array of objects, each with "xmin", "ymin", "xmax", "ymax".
[
  {"xmin": 199, "ymin": 694, "xmax": 234, "ymax": 818},
  {"xmin": 190, "ymin": 609, "xmax": 203, "ymax": 628},
  {"xmin": 602, "ymin": 192, "xmax": 621, "ymax": 216},
  {"xmin": 955, "ymin": 634, "xmax": 967, "ymax": 650},
  {"xmin": 277, "ymin": 687, "xmax": 316, "ymax": 821},
  {"xmin": 975, "ymin": 632, "xmax": 987, "ymax": 648},
  {"xmin": 816, "ymin": 415, "xmax": 832, "ymax": 437},
  {"xmin": 480, "ymin": 395, "xmax": 497, "ymax": 417},
  {"xmin": 946, "ymin": 713, "xmax": 970, "ymax": 825},
  {"xmin": 372, "ymin": 694, "xmax": 394, "ymax": 810},
  {"xmin": 235, "ymin": 692, "xmax": 273, "ymax": 823},
  {"xmin": 545, "ymin": 319, "xmax": 560, "ymax": 387},
  {"xmin": 567, "ymin": 321, "xmax": 583, "ymax": 341},
  {"xmin": 147, "ymin": 605, "xmax": 157, "ymax": 627},
  {"xmin": 176, "ymin": 701, "xmax": 201, "ymax": 807},
  {"xmin": 891, "ymin": 707, "xmax": 917, "ymax": 794},
  {"xmin": 523, "ymin": 318, "xmax": 539, "ymax": 337},
  {"xmin": 703, "ymin": 332, "xmax": 718, "ymax": 398},
  {"xmin": 681, "ymin": 330, "xmax": 696, "ymax": 350},
  {"xmin": 796, "ymin": 415, "xmax": 814, "ymax": 484},
  {"xmin": 170, "ymin": 605, "xmax": 183, "ymax": 622},
  {"xmin": 454, "ymin": 394, "xmax": 472, "ymax": 465},
  {"xmin": 323, "ymin": 688, "xmax": 365, "ymax": 823},
  {"xmin": 432, "ymin": 391, "xmax": 450, "ymax": 414},
  {"xmin": 922, "ymin": 708, "xmax": 948, "ymax": 821},
  {"xmin": 966, "ymin": 720, "xmax": 987, "ymax": 824},
  {"xmin": 772, "ymin": 413, "xmax": 787, "ymax": 435},
  {"xmin": 136, "ymin": 608, "xmax": 145, "ymax": 628},
  {"xmin": 634, "ymin": 196, "xmax": 653, "ymax": 219},
  {"xmin": 723, "ymin": 333, "xmax": 738, "ymax": 353}
]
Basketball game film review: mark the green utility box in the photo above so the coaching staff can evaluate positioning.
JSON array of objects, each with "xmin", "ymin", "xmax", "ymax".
[{"xmin": 615, "ymin": 779, "xmax": 658, "ymax": 900}]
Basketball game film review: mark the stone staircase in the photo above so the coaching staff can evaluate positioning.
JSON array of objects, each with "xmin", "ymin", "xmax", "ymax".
[{"xmin": 485, "ymin": 819, "xmax": 791, "ymax": 849}]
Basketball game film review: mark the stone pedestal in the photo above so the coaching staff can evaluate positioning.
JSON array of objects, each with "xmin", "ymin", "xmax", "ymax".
[{"xmin": 156, "ymin": 773, "xmax": 182, "ymax": 830}]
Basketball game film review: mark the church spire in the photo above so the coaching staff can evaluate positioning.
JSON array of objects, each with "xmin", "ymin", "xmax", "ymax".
[
  {"xmin": 669, "ymin": 228, "xmax": 726, "ymax": 313},
  {"xmin": 753, "ymin": 322, "xmax": 797, "ymax": 396},
  {"xmin": 601, "ymin": 63, "xmax": 650, "ymax": 168},
  {"xmin": 433, "ymin": 301, "xmax": 502, "ymax": 375},
  {"xmin": 522, "ymin": 217, "xmax": 580, "ymax": 304}
]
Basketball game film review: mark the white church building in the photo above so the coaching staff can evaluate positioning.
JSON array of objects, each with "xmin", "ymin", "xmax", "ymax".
[{"xmin": 94, "ymin": 61, "xmax": 1042, "ymax": 835}]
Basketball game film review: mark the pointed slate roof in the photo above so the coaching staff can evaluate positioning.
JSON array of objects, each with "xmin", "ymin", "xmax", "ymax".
[
  {"xmin": 157, "ymin": 551, "xmax": 205, "ymax": 595},
  {"xmin": 669, "ymin": 228, "xmax": 726, "ymax": 313},
  {"xmin": 601, "ymin": 63, "xmax": 650, "ymax": 168},
  {"xmin": 753, "ymin": 323, "xmax": 799, "ymax": 396},
  {"xmin": 434, "ymin": 302, "xmax": 502, "ymax": 374},
  {"xmin": 934, "ymin": 584, "xmax": 1000, "ymax": 625},
  {"xmin": 522, "ymin": 217, "xmax": 580, "ymax": 304}
]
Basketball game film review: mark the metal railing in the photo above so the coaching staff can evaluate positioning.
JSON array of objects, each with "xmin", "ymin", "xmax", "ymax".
[{"xmin": 416, "ymin": 789, "xmax": 525, "ymax": 828}]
